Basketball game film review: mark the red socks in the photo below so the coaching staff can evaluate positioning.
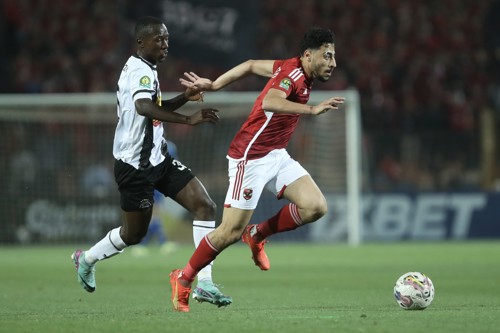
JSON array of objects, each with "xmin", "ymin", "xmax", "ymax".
[
  {"xmin": 179, "ymin": 204, "xmax": 303, "ymax": 283},
  {"xmin": 255, "ymin": 203, "xmax": 303, "ymax": 241},
  {"xmin": 181, "ymin": 236, "xmax": 220, "ymax": 283}
]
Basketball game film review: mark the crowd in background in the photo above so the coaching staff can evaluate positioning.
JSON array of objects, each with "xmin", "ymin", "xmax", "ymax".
[{"xmin": 1, "ymin": 0, "xmax": 499, "ymax": 192}]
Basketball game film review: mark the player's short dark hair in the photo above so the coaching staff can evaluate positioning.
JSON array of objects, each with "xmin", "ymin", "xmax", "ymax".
[
  {"xmin": 135, "ymin": 16, "xmax": 164, "ymax": 39},
  {"xmin": 299, "ymin": 28, "xmax": 335, "ymax": 55}
]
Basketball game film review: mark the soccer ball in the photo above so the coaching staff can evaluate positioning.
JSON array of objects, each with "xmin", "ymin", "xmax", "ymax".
[{"xmin": 394, "ymin": 272, "xmax": 434, "ymax": 310}]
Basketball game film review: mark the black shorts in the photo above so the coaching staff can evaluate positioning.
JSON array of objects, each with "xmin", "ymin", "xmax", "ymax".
[{"xmin": 114, "ymin": 154, "xmax": 195, "ymax": 212}]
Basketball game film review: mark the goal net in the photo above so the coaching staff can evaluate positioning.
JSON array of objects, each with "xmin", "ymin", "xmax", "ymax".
[{"xmin": 0, "ymin": 91, "xmax": 362, "ymax": 245}]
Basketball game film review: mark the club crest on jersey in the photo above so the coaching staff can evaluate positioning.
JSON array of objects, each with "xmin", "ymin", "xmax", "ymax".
[
  {"xmin": 139, "ymin": 75, "xmax": 151, "ymax": 88},
  {"xmin": 243, "ymin": 188, "xmax": 253, "ymax": 200},
  {"xmin": 152, "ymin": 119, "xmax": 161, "ymax": 127},
  {"xmin": 279, "ymin": 78, "xmax": 292, "ymax": 90}
]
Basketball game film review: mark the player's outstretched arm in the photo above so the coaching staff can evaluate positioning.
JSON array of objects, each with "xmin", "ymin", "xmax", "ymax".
[
  {"xmin": 310, "ymin": 97, "xmax": 346, "ymax": 115},
  {"xmin": 161, "ymin": 87, "xmax": 204, "ymax": 112},
  {"xmin": 188, "ymin": 108, "xmax": 220, "ymax": 125},
  {"xmin": 180, "ymin": 59, "xmax": 276, "ymax": 92},
  {"xmin": 263, "ymin": 89, "xmax": 345, "ymax": 115},
  {"xmin": 135, "ymin": 98, "xmax": 218, "ymax": 125}
]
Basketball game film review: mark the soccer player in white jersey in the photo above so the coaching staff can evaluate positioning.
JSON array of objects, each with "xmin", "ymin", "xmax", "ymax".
[
  {"xmin": 169, "ymin": 27, "xmax": 345, "ymax": 312},
  {"xmin": 71, "ymin": 16, "xmax": 232, "ymax": 307}
]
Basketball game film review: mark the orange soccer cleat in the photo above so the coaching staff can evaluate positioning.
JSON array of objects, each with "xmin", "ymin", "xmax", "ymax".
[
  {"xmin": 169, "ymin": 269, "xmax": 191, "ymax": 312},
  {"xmin": 241, "ymin": 225, "xmax": 270, "ymax": 271}
]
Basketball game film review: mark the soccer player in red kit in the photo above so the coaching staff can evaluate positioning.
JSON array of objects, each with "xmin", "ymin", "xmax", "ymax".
[{"xmin": 170, "ymin": 27, "xmax": 345, "ymax": 312}]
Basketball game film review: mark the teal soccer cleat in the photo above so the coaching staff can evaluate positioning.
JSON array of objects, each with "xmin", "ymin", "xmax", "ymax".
[
  {"xmin": 192, "ymin": 280, "xmax": 232, "ymax": 307},
  {"xmin": 71, "ymin": 250, "xmax": 96, "ymax": 293}
]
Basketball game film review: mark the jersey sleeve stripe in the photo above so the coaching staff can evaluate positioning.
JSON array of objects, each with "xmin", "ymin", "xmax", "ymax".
[
  {"xmin": 289, "ymin": 68, "xmax": 304, "ymax": 81},
  {"xmin": 132, "ymin": 89, "xmax": 154, "ymax": 98}
]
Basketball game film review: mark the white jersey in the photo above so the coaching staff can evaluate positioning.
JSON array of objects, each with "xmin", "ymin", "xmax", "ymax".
[{"xmin": 113, "ymin": 55, "xmax": 166, "ymax": 169}]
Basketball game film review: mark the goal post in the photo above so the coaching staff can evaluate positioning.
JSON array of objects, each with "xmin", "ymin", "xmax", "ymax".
[
  {"xmin": 302, "ymin": 90, "xmax": 362, "ymax": 246},
  {"xmin": 344, "ymin": 90, "xmax": 362, "ymax": 246},
  {"xmin": 0, "ymin": 91, "xmax": 362, "ymax": 245}
]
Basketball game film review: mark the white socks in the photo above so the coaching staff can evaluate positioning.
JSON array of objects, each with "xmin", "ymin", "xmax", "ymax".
[
  {"xmin": 193, "ymin": 220, "xmax": 215, "ymax": 281},
  {"xmin": 83, "ymin": 222, "xmax": 215, "ymax": 282},
  {"xmin": 85, "ymin": 227, "xmax": 127, "ymax": 264}
]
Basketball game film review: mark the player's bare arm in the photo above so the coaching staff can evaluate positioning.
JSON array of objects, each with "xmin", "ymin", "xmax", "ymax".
[
  {"xmin": 188, "ymin": 108, "xmax": 220, "ymax": 125},
  {"xmin": 262, "ymin": 89, "xmax": 345, "ymax": 115},
  {"xmin": 179, "ymin": 60, "xmax": 276, "ymax": 91},
  {"xmin": 135, "ymin": 98, "xmax": 219, "ymax": 125},
  {"xmin": 161, "ymin": 87, "xmax": 204, "ymax": 112},
  {"xmin": 311, "ymin": 97, "xmax": 346, "ymax": 115}
]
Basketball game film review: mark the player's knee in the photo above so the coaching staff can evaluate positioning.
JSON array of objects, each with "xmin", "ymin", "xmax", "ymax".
[
  {"xmin": 121, "ymin": 229, "xmax": 147, "ymax": 245},
  {"xmin": 316, "ymin": 203, "xmax": 328, "ymax": 220},
  {"xmin": 304, "ymin": 197, "xmax": 328, "ymax": 222}
]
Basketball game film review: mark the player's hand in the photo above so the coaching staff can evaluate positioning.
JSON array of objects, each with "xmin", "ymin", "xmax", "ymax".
[
  {"xmin": 188, "ymin": 108, "xmax": 220, "ymax": 125},
  {"xmin": 184, "ymin": 86, "xmax": 204, "ymax": 102},
  {"xmin": 311, "ymin": 97, "xmax": 345, "ymax": 115},
  {"xmin": 180, "ymin": 72, "xmax": 215, "ymax": 91}
]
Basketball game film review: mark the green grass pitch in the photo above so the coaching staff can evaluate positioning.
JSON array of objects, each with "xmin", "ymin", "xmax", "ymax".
[{"xmin": 0, "ymin": 241, "xmax": 499, "ymax": 333}]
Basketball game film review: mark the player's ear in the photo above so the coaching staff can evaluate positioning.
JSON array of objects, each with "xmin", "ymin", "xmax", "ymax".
[
  {"xmin": 305, "ymin": 49, "xmax": 312, "ymax": 62},
  {"xmin": 137, "ymin": 38, "xmax": 143, "ymax": 47}
]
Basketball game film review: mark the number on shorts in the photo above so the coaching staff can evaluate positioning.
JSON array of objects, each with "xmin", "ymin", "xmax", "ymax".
[{"xmin": 172, "ymin": 159, "xmax": 188, "ymax": 171}]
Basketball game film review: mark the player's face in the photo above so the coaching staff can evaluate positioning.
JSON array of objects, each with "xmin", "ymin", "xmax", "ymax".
[
  {"xmin": 140, "ymin": 24, "xmax": 169, "ymax": 64},
  {"xmin": 310, "ymin": 44, "xmax": 336, "ymax": 82}
]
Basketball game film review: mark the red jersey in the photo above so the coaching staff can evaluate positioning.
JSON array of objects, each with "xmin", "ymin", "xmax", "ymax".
[{"xmin": 228, "ymin": 57, "xmax": 313, "ymax": 160}]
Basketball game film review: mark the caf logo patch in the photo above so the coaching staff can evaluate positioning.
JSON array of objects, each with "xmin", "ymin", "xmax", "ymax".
[
  {"xmin": 243, "ymin": 188, "xmax": 253, "ymax": 200},
  {"xmin": 279, "ymin": 78, "xmax": 291, "ymax": 90},
  {"xmin": 139, "ymin": 76, "xmax": 151, "ymax": 88}
]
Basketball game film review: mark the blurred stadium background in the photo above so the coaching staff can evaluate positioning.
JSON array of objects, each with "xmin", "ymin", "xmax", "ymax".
[{"xmin": 1, "ymin": 0, "xmax": 500, "ymax": 245}]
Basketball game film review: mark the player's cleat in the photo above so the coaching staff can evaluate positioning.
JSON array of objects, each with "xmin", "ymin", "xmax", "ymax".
[
  {"xmin": 71, "ymin": 250, "xmax": 96, "ymax": 293},
  {"xmin": 192, "ymin": 280, "xmax": 233, "ymax": 307},
  {"xmin": 241, "ymin": 225, "xmax": 270, "ymax": 271},
  {"xmin": 170, "ymin": 269, "xmax": 191, "ymax": 312}
]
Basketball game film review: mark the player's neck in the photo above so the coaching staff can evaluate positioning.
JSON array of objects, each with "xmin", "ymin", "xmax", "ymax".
[
  {"xmin": 136, "ymin": 52, "xmax": 156, "ymax": 66},
  {"xmin": 300, "ymin": 57, "xmax": 314, "ymax": 81}
]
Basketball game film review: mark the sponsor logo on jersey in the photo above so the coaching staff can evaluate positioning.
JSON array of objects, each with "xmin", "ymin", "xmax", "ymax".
[
  {"xmin": 139, "ymin": 75, "xmax": 151, "ymax": 88},
  {"xmin": 243, "ymin": 188, "xmax": 253, "ymax": 200},
  {"xmin": 279, "ymin": 78, "xmax": 292, "ymax": 90}
]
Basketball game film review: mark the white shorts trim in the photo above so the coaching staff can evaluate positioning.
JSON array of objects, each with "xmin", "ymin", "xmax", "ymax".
[{"xmin": 224, "ymin": 149, "xmax": 308, "ymax": 210}]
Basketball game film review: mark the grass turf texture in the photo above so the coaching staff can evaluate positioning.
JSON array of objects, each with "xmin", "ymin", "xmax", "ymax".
[{"xmin": 0, "ymin": 242, "xmax": 498, "ymax": 333}]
